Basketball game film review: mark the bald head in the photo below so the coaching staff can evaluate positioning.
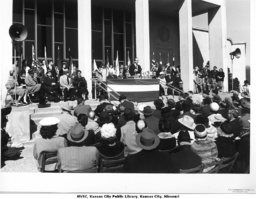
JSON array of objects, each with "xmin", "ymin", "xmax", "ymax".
[{"xmin": 88, "ymin": 111, "xmax": 95, "ymax": 120}]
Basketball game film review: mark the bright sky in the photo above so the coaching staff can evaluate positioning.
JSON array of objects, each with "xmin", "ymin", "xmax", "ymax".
[{"xmin": 192, "ymin": 0, "xmax": 250, "ymax": 66}]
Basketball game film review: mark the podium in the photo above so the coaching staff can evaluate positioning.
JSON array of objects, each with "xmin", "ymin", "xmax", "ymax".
[{"xmin": 107, "ymin": 79, "xmax": 159, "ymax": 102}]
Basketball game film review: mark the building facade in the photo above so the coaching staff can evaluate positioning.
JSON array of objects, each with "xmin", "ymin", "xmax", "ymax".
[{"xmin": 1, "ymin": 0, "xmax": 246, "ymax": 105}]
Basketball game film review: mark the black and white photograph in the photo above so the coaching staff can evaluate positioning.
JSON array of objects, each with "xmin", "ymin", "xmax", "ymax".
[{"xmin": 0, "ymin": 0, "xmax": 255, "ymax": 197}]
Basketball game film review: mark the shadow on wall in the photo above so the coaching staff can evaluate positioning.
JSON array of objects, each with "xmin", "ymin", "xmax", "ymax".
[
  {"xmin": 246, "ymin": 65, "xmax": 250, "ymax": 82},
  {"xmin": 193, "ymin": 33, "xmax": 204, "ymax": 69}
]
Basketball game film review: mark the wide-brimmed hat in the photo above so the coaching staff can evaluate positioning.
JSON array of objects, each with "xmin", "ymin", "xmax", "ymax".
[
  {"xmin": 210, "ymin": 102, "xmax": 220, "ymax": 112},
  {"xmin": 178, "ymin": 130, "xmax": 193, "ymax": 142},
  {"xmin": 39, "ymin": 117, "xmax": 60, "ymax": 126},
  {"xmin": 1, "ymin": 107, "xmax": 12, "ymax": 116},
  {"xmin": 60, "ymin": 104, "xmax": 73, "ymax": 112},
  {"xmin": 136, "ymin": 128, "xmax": 160, "ymax": 150},
  {"xmin": 97, "ymin": 112, "xmax": 112, "ymax": 124},
  {"xmin": 167, "ymin": 99, "xmax": 176, "ymax": 107},
  {"xmin": 208, "ymin": 113, "xmax": 227, "ymax": 123},
  {"xmin": 178, "ymin": 115, "xmax": 196, "ymax": 130},
  {"xmin": 67, "ymin": 124, "xmax": 88, "ymax": 143},
  {"xmin": 119, "ymin": 95, "xmax": 127, "ymax": 102},
  {"xmin": 212, "ymin": 95, "xmax": 221, "ymax": 103},
  {"xmin": 194, "ymin": 124, "xmax": 207, "ymax": 138},
  {"xmin": 141, "ymin": 106, "xmax": 153, "ymax": 116}
]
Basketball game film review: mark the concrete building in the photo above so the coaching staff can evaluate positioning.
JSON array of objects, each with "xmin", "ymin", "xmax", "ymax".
[{"xmin": 1, "ymin": 0, "xmax": 247, "ymax": 106}]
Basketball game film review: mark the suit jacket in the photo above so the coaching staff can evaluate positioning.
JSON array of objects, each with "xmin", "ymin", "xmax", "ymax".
[
  {"xmin": 145, "ymin": 115, "xmax": 160, "ymax": 135},
  {"xmin": 25, "ymin": 75, "xmax": 41, "ymax": 93},
  {"xmin": 169, "ymin": 145, "xmax": 202, "ymax": 173},
  {"xmin": 123, "ymin": 149, "xmax": 174, "ymax": 173},
  {"xmin": 43, "ymin": 76, "xmax": 57, "ymax": 91},
  {"xmin": 129, "ymin": 64, "xmax": 142, "ymax": 76},
  {"xmin": 59, "ymin": 74, "xmax": 72, "ymax": 89},
  {"xmin": 57, "ymin": 146, "xmax": 99, "ymax": 172}
]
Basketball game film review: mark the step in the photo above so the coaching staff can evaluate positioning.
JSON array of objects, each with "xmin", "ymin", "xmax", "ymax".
[{"xmin": 31, "ymin": 111, "xmax": 62, "ymax": 119}]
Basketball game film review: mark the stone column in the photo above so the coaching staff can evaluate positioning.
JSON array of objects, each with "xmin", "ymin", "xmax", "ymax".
[
  {"xmin": 208, "ymin": 0, "xmax": 228, "ymax": 92},
  {"xmin": 78, "ymin": 0, "xmax": 92, "ymax": 98},
  {"xmin": 0, "ymin": 0, "xmax": 13, "ymax": 106},
  {"xmin": 179, "ymin": 0, "xmax": 194, "ymax": 92},
  {"xmin": 135, "ymin": 0, "xmax": 150, "ymax": 72}
]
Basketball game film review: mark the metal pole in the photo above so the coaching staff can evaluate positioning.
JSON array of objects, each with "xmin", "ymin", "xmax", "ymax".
[{"xmin": 231, "ymin": 56, "xmax": 234, "ymax": 91}]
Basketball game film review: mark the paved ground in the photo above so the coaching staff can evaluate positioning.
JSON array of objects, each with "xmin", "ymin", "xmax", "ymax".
[{"xmin": 1, "ymin": 92, "xmax": 232, "ymax": 172}]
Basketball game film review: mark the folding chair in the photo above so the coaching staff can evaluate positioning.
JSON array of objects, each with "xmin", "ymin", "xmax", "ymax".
[
  {"xmin": 59, "ymin": 166, "xmax": 98, "ymax": 173},
  {"xmin": 38, "ymin": 151, "xmax": 58, "ymax": 173},
  {"xmin": 218, "ymin": 152, "xmax": 239, "ymax": 173},
  {"xmin": 180, "ymin": 164, "xmax": 204, "ymax": 173}
]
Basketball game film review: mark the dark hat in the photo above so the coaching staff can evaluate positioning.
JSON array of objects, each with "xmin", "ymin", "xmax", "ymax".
[
  {"xmin": 119, "ymin": 95, "xmax": 127, "ymax": 102},
  {"xmin": 97, "ymin": 112, "xmax": 112, "ymax": 124},
  {"xmin": 220, "ymin": 122, "xmax": 233, "ymax": 135},
  {"xmin": 141, "ymin": 106, "xmax": 153, "ymax": 116},
  {"xmin": 203, "ymin": 90, "xmax": 210, "ymax": 95},
  {"xmin": 213, "ymin": 66, "xmax": 217, "ymax": 69},
  {"xmin": 212, "ymin": 95, "xmax": 221, "ymax": 103},
  {"xmin": 181, "ymin": 93, "xmax": 189, "ymax": 100},
  {"xmin": 67, "ymin": 123, "xmax": 89, "ymax": 143},
  {"xmin": 154, "ymin": 99, "xmax": 164, "ymax": 109},
  {"xmin": 182, "ymin": 101, "xmax": 191, "ymax": 111},
  {"xmin": 1, "ymin": 107, "xmax": 12, "ymax": 116},
  {"xmin": 212, "ymin": 89, "xmax": 219, "ymax": 95},
  {"xmin": 167, "ymin": 99, "xmax": 176, "ymax": 107},
  {"xmin": 136, "ymin": 128, "xmax": 160, "ymax": 150},
  {"xmin": 161, "ymin": 107, "xmax": 171, "ymax": 117},
  {"xmin": 203, "ymin": 96, "xmax": 212, "ymax": 105},
  {"xmin": 194, "ymin": 124, "xmax": 207, "ymax": 138},
  {"xmin": 178, "ymin": 130, "xmax": 192, "ymax": 142}
]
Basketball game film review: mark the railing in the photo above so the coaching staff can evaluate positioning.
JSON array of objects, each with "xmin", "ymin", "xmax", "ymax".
[
  {"xmin": 91, "ymin": 78, "xmax": 120, "ymax": 102},
  {"xmin": 159, "ymin": 79, "xmax": 183, "ymax": 98}
]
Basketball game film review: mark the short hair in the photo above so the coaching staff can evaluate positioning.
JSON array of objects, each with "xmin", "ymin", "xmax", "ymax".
[
  {"xmin": 77, "ymin": 113, "xmax": 88, "ymax": 126},
  {"xmin": 244, "ymin": 80, "xmax": 250, "ymax": 85},
  {"xmin": 40, "ymin": 125, "xmax": 58, "ymax": 139},
  {"xmin": 124, "ymin": 108, "xmax": 134, "ymax": 122},
  {"xmin": 76, "ymin": 95, "xmax": 84, "ymax": 104}
]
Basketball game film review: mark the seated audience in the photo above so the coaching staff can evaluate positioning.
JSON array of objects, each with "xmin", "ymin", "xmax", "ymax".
[
  {"xmin": 43, "ymin": 70, "xmax": 60, "ymax": 102},
  {"xmin": 73, "ymin": 70, "xmax": 89, "ymax": 99},
  {"xmin": 94, "ymin": 123, "xmax": 124, "ymax": 157},
  {"xmin": 123, "ymin": 128, "xmax": 174, "ymax": 173},
  {"xmin": 142, "ymin": 106, "xmax": 160, "ymax": 135},
  {"xmin": 119, "ymin": 95, "xmax": 135, "ymax": 111},
  {"xmin": 191, "ymin": 124, "xmax": 219, "ymax": 172},
  {"xmin": 195, "ymin": 115, "xmax": 217, "ymax": 140},
  {"xmin": 66, "ymin": 114, "xmax": 95, "ymax": 147},
  {"xmin": 169, "ymin": 130, "xmax": 202, "ymax": 173},
  {"xmin": 86, "ymin": 111, "xmax": 100, "ymax": 135},
  {"xmin": 33, "ymin": 117, "xmax": 67, "ymax": 171},
  {"xmin": 153, "ymin": 99, "xmax": 164, "ymax": 120}
]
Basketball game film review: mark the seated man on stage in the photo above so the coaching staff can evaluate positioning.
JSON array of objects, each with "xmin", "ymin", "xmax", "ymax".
[
  {"xmin": 59, "ymin": 71, "xmax": 76, "ymax": 101},
  {"xmin": 73, "ymin": 70, "xmax": 89, "ymax": 100},
  {"xmin": 129, "ymin": 57, "xmax": 142, "ymax": 76},
  {"xmin": 43, "ymin": 70, "xmax": 60, "ymax": 102},
  {"xmin": 25, "ymin": 69, "xmax": 46, "ymax": 105},
  {"xmin": 5, "ymin": 70, "xmax": 28, "ymax": 105}
]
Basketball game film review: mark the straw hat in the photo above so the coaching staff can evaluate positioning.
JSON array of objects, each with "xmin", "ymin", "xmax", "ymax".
[
  {"xmin": 178, "ymin": 115, "xmax": 196, "ymax": 130},
  {"xmin": 136, "ymin": 128, "xmax": 160, "ymax": 150}
]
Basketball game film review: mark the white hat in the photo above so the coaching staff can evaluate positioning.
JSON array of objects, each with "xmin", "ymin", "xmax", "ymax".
[
  {"xmin": 101, "ymin": 123, "xmax": 117, "ymax": 139},
  {"xmin": 60, "ymin": 103, "xmax": 73, "ymax": 112},
  {"xmin": 39, "ymin": 117, "xmax": 60, "ymax": 126},
  {"xmin": 178, "ymin": 115, "xmax": 196, "ymax": 130},
  {"xmin": 210, "ymin": 102, "xmax": 219, "ymax": 112},
  {"xmin": 194, "ymin": 124, "xmax": 207, "ymax": 138},
  {"xmin": 208, "ymin": 114, "xmax": 227, "ymax": 123}
]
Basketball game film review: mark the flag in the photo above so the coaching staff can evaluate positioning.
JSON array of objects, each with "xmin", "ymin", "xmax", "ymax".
[
  {"xmin": 44, "ymin": 46, "xmax": 48, "ymax": 67},
  {"xmin": 173, "ymin": 53, "xmax": 175, "ymax": 65},
  {"xmin": 106, "ymin": 50, "xmax": 110, "ymax": 68},
  {"xmin": 57, "ymin": 46, "xmax": 62, "ymax": 71},
  {"xmin": 115, "ymin": 51, "xmax": 119, "ymax": 76},
  {"xmin": 159, "ymin": 52, "xmax": 162, "ymax": 65},
  {"xmin": 127, "ymin": 51, "xmax": 131, "ymax": 66},
  {"xmin": 93, "ymin": 59, "xmax": 98, "ymax": 71},
  {"xmin": 32, "ymin": 45, "xmax": 35, "ymax": 66},
  {"xmin": 68, "ymin": 48, "xmax": 73, "ymax": 75}
]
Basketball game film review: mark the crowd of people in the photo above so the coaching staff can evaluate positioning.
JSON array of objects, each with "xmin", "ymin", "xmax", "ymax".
[
  {"xmin": 5, "ymin": 59, "xmax": 89, "ymax": 105},
  {"xmin": 30, "ymin": 85, "xmax": 251, "ymax": 173}
]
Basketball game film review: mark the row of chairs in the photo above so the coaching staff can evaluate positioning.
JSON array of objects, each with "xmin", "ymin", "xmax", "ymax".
[
  {"xmin": 180, "ymin": 152, "xmax": 239, "ymax": 174},
  {"xmin": 38, "ymin": 150, "xmax": 125, "ymax": 173}
]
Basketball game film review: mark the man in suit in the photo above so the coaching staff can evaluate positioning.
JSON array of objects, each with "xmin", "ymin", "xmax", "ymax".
[
  {"xmin": 129, "ymin": 57, "xmax": 142, "ymax": 76},
  {"xmin": 59, "ymin": 71, "xmax": 76, "ymax": 101},
  {"xmin": 142, "ymin": 106, "xmax": 160, "ymax": 135},
  {"xmin": 169, "ymin": 130, "xmax": 202, "ymax": 173},
  {"xmin": 123, "ymin": 128, "xmax": 174, "ymax": 173},
  {"xmin": 43, "ymin": 70, "xmax": 60, "ymax": 102}
]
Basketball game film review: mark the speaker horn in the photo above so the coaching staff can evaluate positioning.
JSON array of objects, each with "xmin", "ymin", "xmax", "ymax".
[{"xmin": 9, "ymin": 23, "xmax": 28, "ymax": 42}]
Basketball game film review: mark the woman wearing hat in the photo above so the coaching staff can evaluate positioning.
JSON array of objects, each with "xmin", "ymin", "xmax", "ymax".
[
  {"xmin": 215, "ymin": 122, "xmax": 236, "ymax": 158},
  {"xmin": 33, "ymin": 117, "xmax": 67, "ymax": 171},
  {"xmin": 152, "ymin": 99, "xmax": 164, "ymax": 120},
  {"xmin": 94, "ymin": 123, "xmax": 124, "ymax": 157},
  {"xmin": 123, "ymin": 128, "xmax": 174, "ymax": 173},
  {"xmin": 191, "ymin": 124, "xmax": 219, "ymax": 172}
]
